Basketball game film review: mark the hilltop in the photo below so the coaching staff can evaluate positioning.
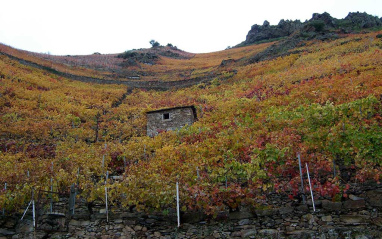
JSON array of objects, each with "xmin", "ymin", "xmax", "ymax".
[
  {"xmin": 1, "ymin": 12, "xmax": 381, "ymax": 91},
  {"xmin": 0, "ymin": 12, "xmax": 382, "ymax": 237},
  {"xmin": 239, "ymin": 12, "xmax": 382, "ymax": 62},
  {"xmin": 0, "ymin": 41, "xmax": 270, "ymax": 90},
  {"xmin": 242, "ymin": 12, "xmax": 382, "ymax": 46}
]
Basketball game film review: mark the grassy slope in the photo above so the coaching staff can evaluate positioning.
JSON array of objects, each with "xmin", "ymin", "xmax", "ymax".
[
  {"xmin": 0, "ymin": 42, "xmax": 272, "ymax": 82},
  {"xmin": 0, "ymin": 31, "xmax": 381, "ymax": 214}
]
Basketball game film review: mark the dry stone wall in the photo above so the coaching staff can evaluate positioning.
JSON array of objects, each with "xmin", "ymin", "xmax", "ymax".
[
  {"xmin": 147, "ymin": 107, "xmax": 197, "ymax": 137},
  {"xmin": 1, "ymin": 185, "xmax": 382, "ymax": 238}
]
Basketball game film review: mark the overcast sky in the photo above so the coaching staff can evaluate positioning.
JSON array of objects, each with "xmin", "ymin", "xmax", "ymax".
[{"xmin": 0, "ymin": 0, "xmax": 381, "ymax": 55}]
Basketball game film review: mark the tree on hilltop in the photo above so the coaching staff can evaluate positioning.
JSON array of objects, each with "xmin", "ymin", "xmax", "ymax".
[{"xmin": 149, "ymin": 40, "xmax": 160, "ymax": 47}]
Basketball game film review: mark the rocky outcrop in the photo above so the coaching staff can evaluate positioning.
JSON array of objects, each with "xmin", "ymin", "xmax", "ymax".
[
  {"xmin": 117, "ymin": 51, "xmax": 159, "ymax": 65},
  {"xmin": 242, "ymin": 12, "xmax": 381, "ymax": 46},
  {"xmin": 244, "ymin": 12, "xmax": 382, "ymax": 63},
  {"xmin": 344, "ymin": 12, "xmax": 382, "ymax": 29},
  {"xmin": 311, "ymin": 12, "xmax": 337, "ymax": 28},
  {"xmin": 244, "ymin": 19, "xmax": 303, "ymax": 44}
]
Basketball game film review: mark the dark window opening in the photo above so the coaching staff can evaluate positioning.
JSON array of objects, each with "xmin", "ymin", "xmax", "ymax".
[{"xmin": 163, "ymin": 113, "xmax": 170, "ymax": 120}]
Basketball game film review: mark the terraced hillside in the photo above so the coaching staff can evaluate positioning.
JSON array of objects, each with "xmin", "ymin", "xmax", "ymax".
[
  {"xmin": 0, "ymin": 41, "xmax": 274, "ymax": 90},
  {"xmin": 0, "ymin": 21, "xmax": 382, "ymax": 218}
]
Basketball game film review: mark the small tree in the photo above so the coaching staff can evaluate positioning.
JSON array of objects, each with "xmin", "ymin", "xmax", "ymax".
[{"xmin": 149, "ymin": 40, "xmax": 160, "ymax": 47}]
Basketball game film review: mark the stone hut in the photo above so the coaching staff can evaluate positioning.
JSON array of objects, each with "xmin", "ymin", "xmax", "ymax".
[{"xmin": 146, "ymin": 106, "xmax": 197, "ymax": 137}]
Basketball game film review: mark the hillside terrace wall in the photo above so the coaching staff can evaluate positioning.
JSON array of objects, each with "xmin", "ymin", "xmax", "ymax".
[
  {"xmin": 0, "ymin": 52, "xmax": 234, "ymax": 91},
  {"xmin": 1, "ymin": 184, "xmax": 382, "ymax": 239}
]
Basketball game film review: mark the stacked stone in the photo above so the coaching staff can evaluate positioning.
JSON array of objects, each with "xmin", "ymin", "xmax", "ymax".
[{"xmin": 1, "ymin": 188, "xmax": 382, "ymax": 238}]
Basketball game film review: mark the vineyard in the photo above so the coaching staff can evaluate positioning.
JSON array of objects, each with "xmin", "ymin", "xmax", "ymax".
[{"xmin": 1, "ymin": 30, "xmax": 382, "ymax": 217}]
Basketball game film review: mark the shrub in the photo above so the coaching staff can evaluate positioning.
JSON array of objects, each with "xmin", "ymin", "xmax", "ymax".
[
  {"xmin": 309, "ymin": 20, "xmax": 325, "ymax": 32},
  {"xmin": 117, "ymin": 50, "xmax": 137, "ymax": 59}
]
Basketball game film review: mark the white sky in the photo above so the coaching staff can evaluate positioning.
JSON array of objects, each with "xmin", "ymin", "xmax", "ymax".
[{"xmin": 0, "ymin": 0, "xmax": 381, "ymax": 55}]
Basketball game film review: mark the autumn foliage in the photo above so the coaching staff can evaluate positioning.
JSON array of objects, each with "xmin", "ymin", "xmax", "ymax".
[{"xmin": 0, "ymin": 31, "xmax": 382, "ymax": 216}]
